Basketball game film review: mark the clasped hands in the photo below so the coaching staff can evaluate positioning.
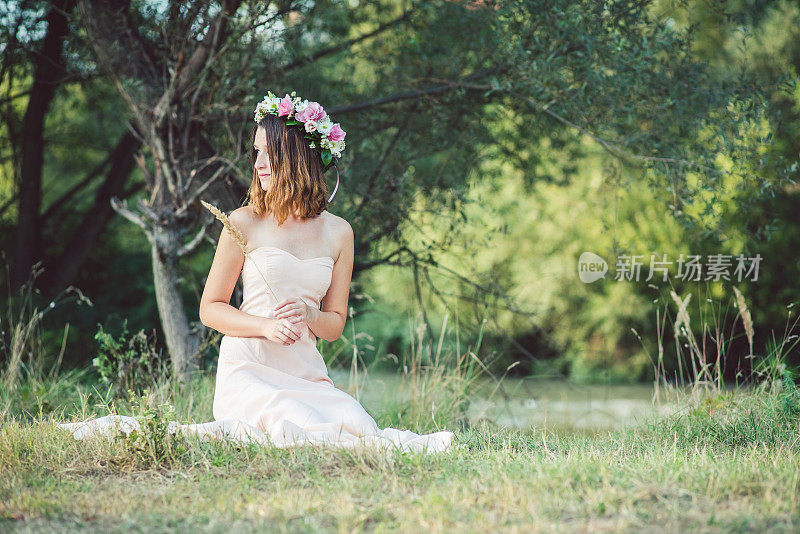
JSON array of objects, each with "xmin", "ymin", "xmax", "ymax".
[{"xmin": 264, "ymin": 297, "xmax": 314, "ymax": 345}]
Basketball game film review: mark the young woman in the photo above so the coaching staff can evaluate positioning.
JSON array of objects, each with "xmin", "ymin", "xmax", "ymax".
[
  {"xmin": 58, "ymin": 92, "xmax": 454, "ymax": 453},
  {"xmin": 198, "ymin": 93, "xmax": 454, "ymax": 452}
]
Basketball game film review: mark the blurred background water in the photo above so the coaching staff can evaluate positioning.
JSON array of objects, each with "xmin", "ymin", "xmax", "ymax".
[{"xmin": 331, "ymin": 370, "xmax": 677, "ymax": 432}]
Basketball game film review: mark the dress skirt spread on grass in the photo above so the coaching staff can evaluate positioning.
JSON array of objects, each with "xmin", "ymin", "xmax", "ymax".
[{"xmin": 57, "ymin": 245, "xmax": 455, "ymax": 455}]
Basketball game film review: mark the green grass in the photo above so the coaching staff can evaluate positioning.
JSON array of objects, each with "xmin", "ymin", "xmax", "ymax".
[
  {"xmin": 1, "ymin": 368, "xmax": 798, "ymax": 533},
  {"xmin": 2, "ymin": 290, "xmax": 799, "ymax": 532}
]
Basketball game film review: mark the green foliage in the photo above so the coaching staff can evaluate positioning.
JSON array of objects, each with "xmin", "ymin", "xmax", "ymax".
[
  {"xmin": 115, "ymin": 389, "xmax": 187, "ymax": 469},
  {"xmin": 4, "ymin": 0, "xmax": 798, "ymax": 386},
  {"xmin": 361, "ymin": 141, "xmax": 682, "ymax": 382},
  {"xmin": 753, "ymin": 331, "xmax": 800, "ymax": 385},
  {"xmin": 653, "ymin": 377, "xmax": 800, "ymax": 449},
  {"xmin": 92, "ymin": 321, "xmax": 168, "ymax": 398},
  {"xmin": 779, "ymin": 369, "xmax": 800, "ymax": 416}
]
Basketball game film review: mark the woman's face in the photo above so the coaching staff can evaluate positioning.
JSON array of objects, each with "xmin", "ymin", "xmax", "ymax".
[{"xmin": 253, "ymin": 127, "xmax": 271, "ymax": 190}]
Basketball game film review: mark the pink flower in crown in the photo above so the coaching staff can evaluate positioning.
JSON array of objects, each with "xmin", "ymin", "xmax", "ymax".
[
  {"xmin": 277, "ymin": 94, "xmax": 294, "ymax": 117},
  {"xmin": 295, "ymin": 101, "xmax": 327, "ymax": 123},
  {"xmin": 327, "ymin": 123, "xmax": 346, "ymax": 142}
]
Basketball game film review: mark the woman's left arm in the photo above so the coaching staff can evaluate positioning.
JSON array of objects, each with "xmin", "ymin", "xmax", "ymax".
[{"xmin": 273, "ymin": 222, "xmax": 353, "ymax": 342}]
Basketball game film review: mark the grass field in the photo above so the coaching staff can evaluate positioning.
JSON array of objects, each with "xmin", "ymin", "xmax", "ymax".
[
  {"xmin": 2, "ymin": 294, "xmax": 799, "ymax": 532},
  {"xmin": 1, "ymin": 366, "xmax": 798, "ymax": 533}
]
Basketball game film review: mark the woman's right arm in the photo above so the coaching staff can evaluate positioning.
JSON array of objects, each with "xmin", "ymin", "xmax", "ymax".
[{"xmin": 198, "ymin": 217, "xmax": 301, "ymax": 345}]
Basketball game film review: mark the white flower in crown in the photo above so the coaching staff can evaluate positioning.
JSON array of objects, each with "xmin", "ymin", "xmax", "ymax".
[
  {"xmin": 320, "ymin": 137, "xmax": 333, "ymax": 150},
  {"xmin": 304, "ymin": 120, "xmax": 317, "ymax": 133},
  {"xmin": 254, "ymin": 93, "xmax": 280, "ymax": 121},
  {"xmin": 332, "ymin": 139, "xmax": 346, "ymax": 152},
  {"xmin": 317, "ymin": 117, "xmax": 334, "ymax": 136},
  {"xmin": 254, "ymin": 102, "xmax": 269, "ymax": 122},
  {"xmin": 294, "ymin": 99, "xmax": 309, "ymax": 113},
  {"xmin": 264, "ymin": 96, "xmax": 280, "ymax": 113}
]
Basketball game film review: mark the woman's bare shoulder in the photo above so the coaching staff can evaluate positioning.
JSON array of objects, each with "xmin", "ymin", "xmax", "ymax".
[
  {"xmin": 323, "ymin": 211, "xmax": 351, "ymax": 234},
  {"xmin": 323, "ymin": 212, "xmax": 353, "ymax": 260},
  {"xmin": 229, "ymin": 205, "xmax": 258, "ymax": 231}
]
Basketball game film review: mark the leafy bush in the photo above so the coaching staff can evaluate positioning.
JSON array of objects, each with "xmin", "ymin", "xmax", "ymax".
[
  {"xmin": 92, "ymin": 321, "xmax": 168, "ymax": 397},
  {"xmin": 116, "ymin": 389, "xmax": 187, "ymax": 468}
]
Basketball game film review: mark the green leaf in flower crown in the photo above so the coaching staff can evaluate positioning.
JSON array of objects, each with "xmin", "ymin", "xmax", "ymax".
[
  {"xmin": 321, "ymin": 150, "xmax": 332, "ymax": 166},
  {"xmin": 286, "ymin": 119, "xmax": 299, "ymax": 125}
]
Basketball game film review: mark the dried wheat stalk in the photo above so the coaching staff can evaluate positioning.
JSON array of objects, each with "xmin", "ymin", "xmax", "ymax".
[
  {"xmin": 733, "ymin": 286, "xmax": 754, "ymax": 358},
  {"xmin": 201, "ymin": 200, "xmax": 279, "ymax": 302}
]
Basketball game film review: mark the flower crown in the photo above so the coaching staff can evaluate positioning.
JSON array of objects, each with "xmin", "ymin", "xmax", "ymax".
[{"xmin": 254, "ymin": 90, "xmax": 346, "ymax": 170}]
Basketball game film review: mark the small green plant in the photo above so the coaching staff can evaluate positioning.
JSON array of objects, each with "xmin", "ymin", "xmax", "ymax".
[
  {"xmin": 778, "ymin": 368, "xmax": 800, "ymax": 417},
  {"xmin": 116, "ymin": 388, "xmax": 186, "ymax": 468},
  {"xmin": 92, "ymin": 320, "xmax": 168, "ymax": 398},
  {"xmin": 752, "ymin": 330, "xmax": 799, "ymax": 385}
]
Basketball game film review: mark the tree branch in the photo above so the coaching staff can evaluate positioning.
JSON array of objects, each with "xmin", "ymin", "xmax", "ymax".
[
  {"xmin": 281, "ymin": 8, "xmax": 414, "ymax": 72},
  {"xmin": 110, "ymin": 196, "xmax": 151, "ymax": 237},
  {"xmin": 353, "ymin": 100, "xmax": 420, "ymax": 221},
  {"xmin": 0, "ymin": 193, "xmax": 18, "ymax": 218},
  {"xmin": 330, "ymin": 64, "xmax": 511, "ymax": 115},
  {"xmin": 40, "ymin": 143, "xmax": 116, "ymax": 220},
  {"xmin": 183, "ymin": 161, "xmax": 233, "ymax": 209},
  {"xmin": 503, "ymin": 89, "xmax": 719, "ymax": 171},
  {"xmin": 177, "ymin": 221, "xmax": 210, "ymax": 257}
]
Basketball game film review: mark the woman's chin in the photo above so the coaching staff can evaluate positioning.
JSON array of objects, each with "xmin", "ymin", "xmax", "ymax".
[{"xmin": 259, "ymin": 179, "xmax": 269, "ymax": 190}]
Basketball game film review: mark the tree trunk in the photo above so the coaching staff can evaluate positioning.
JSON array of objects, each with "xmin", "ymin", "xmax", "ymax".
[
  {"xmin": 45, "ymin": 131, "xmax": 140, "ymax": 291},
  {"xmin": 150, "ymin": 228, "xmax": 200, "ymax": 383},
  {"xmin": 11, "ymin": 0, "xmax": 77, "ymax": 289}
]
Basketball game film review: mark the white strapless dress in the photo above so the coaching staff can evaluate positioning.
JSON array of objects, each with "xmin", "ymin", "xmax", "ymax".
[{"xmin": 57, "ymin": 246, "xmax": 455, "ymax": 454}]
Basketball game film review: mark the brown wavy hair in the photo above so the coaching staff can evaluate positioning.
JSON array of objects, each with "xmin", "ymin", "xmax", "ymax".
[{"xmin": 245, "ymin": 113, "xmax": 330, "ymax": 225}]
